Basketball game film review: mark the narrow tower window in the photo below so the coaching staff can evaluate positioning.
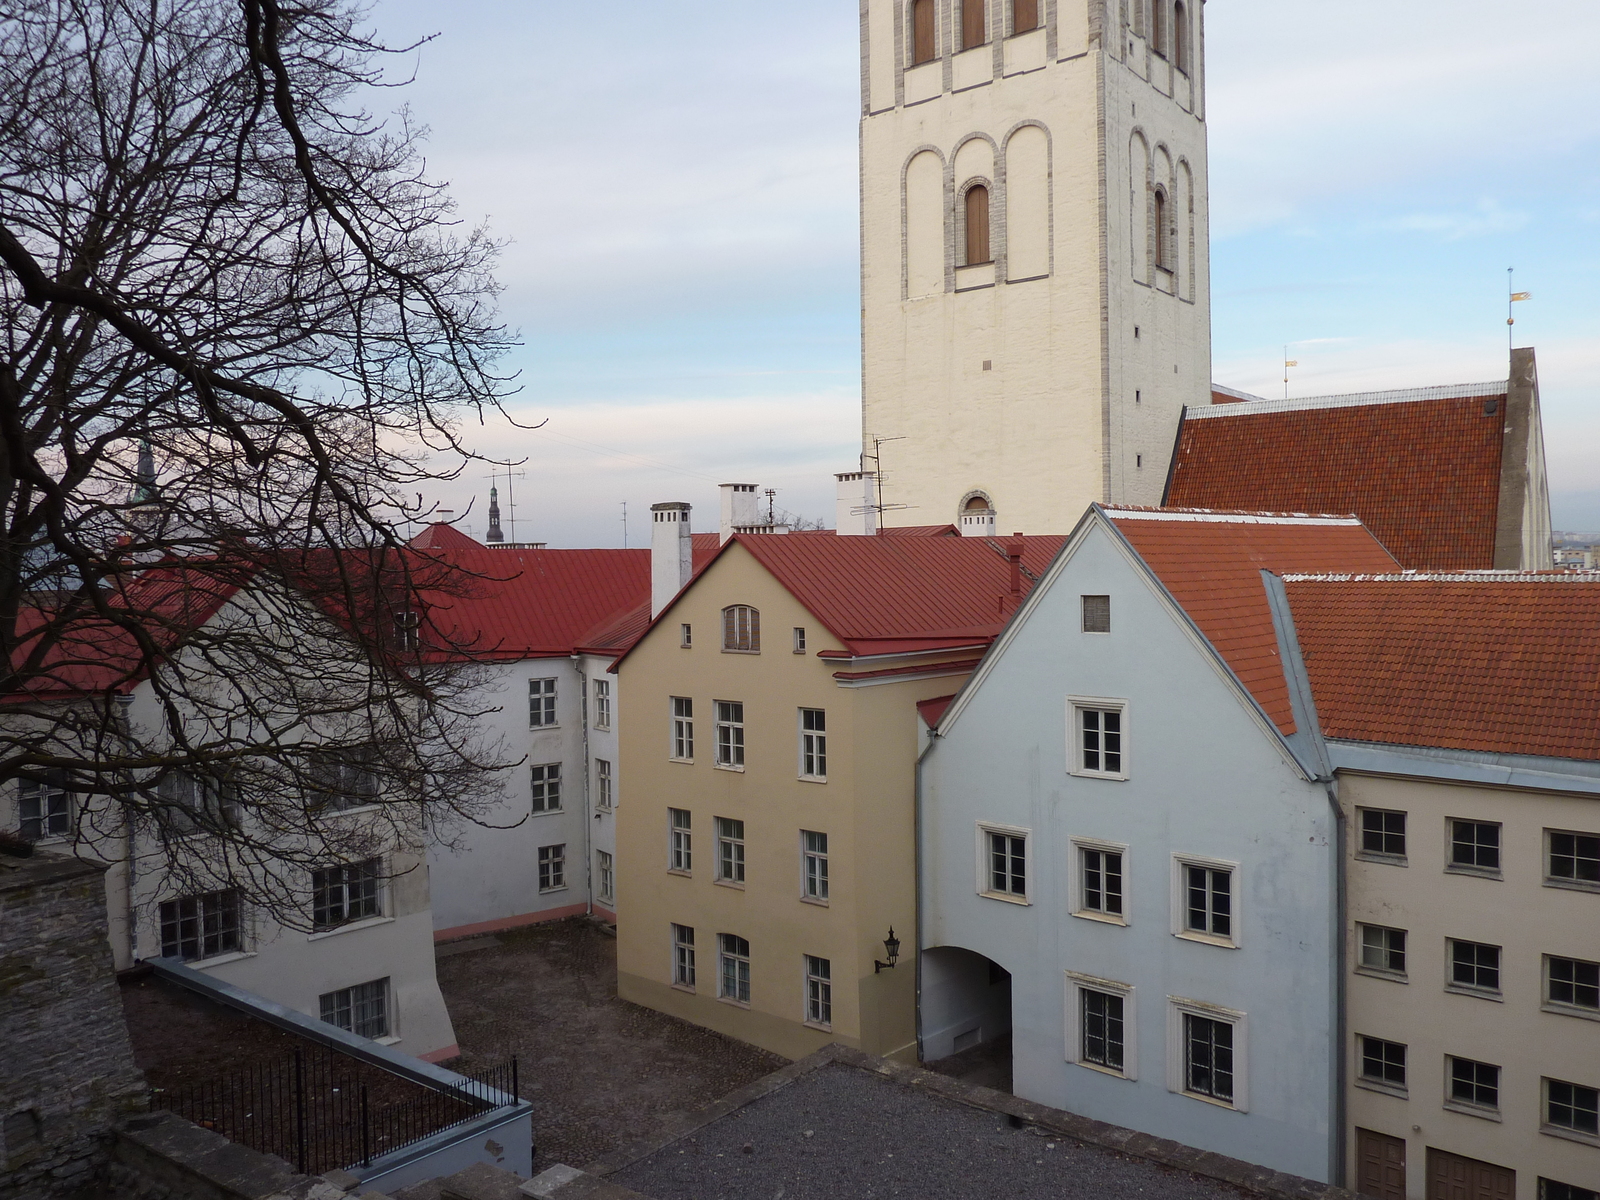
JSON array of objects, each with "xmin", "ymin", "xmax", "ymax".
[
  {"xmin": 1012, "ymin": 0, "xmax": 1038, "ymax": 34},
  {"xmin": 1153, "ymin": 188, "xmax": 1169, "ymax": 272},
  {"xmin": 912, "ymin": 0, "xmax": 937, "ymax": 65},
  {"xmin": 964, "ymin": 185, "xmax": 992, "ymax": 266},
  {"xmin": 1151, "ymin": 0, "xmax": 1167, "ymax": 57},
  {"xmin": 962, "ymin": 0, "xmax": 986, "ymax": 50},
  {"xmin": 1173, "ymin": 2, "xmax": 1189, "ymax": 73}
]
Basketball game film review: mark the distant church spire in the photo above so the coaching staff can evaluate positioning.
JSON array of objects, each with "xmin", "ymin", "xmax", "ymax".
[
  {"xmin": 131, "ymin": 439, "xmax": 158, "ymax": 506},
  {"xmin": 486, "ymin": 484, "xmax": 504, "ymax": 543}
]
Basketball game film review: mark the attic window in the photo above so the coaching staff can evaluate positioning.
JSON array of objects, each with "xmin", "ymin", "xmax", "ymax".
[
  {"xmin": 393, "ymin": 610, "xmax": 421, "ymax": 651},
  {"xmin": 965, "ymin": 495, "xmax": 992, "ymax": 512},
  {"xmin": 722, "ymin": 605, "xmax": 761, "ymax": 653},
  {"xmin": 1082, "ymin": 595, "xmax": 1111, "ymax": 633}
]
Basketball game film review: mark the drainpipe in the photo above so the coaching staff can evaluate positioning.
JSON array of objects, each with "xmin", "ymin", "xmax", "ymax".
[
  {"xmin": 1324, "ymin": 774, "xmax": 1348, "ymax": 1188},
  {"xmin": 571, "ymin": 655, "xmax": 593, "ymax": 919},
  {"xmin": 115, "ymin": 692, "xmax": 138, "ymax": 966},
  {"xmin": 912, "ymin": 724, "xmax": 939, "ymax": 1065}
]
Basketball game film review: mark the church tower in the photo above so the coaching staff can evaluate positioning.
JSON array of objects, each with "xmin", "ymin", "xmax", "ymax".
[{"xmin": 860, "ymin": 0, "xmax": 1211, "ymax": 532}]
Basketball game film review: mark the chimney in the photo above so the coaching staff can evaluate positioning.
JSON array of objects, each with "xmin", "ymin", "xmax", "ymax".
[
  {"xmin": 1008, "ymin": 533, "xmax": 1024, "ymax": 599},
  {"xmin": 719, "ymin": 484, "xmax": 761, "ymax": 544},
  {"xmin": 651, "ymin": 503, "xmax": 693, "ymax": 619},
  {"xmin": 835, "ymin": 472, "xmax": 878, "ymax": 536},
  {"xmin": 960, "ymin": 496, "xmax": 996, "ymax": 538}
]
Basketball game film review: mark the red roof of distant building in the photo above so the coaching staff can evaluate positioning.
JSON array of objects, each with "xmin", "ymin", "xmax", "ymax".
[
  {"xmin": 1106, "ymin": 508, "xmax": 1400, "ymax": 733},
  {"xmin": 917, "ymin": 694, "xmax": 958, "ymax": 727},
  {"xmin": 878, "ymin": 525, "xmax": 960, "ymax": 537},
  {"xmin": 408, "ymin": 523, "xmax": 486, "ymax": 552},
  {"xmin": 1167, "ymin": 383, "xmax": 1510, "ymax": 570},
  {"xmin": 1284, "ymin": 573, "xmax": 1600, "ymax": 761}
]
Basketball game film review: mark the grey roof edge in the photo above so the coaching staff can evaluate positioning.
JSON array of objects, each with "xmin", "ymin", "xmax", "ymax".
[
  {"xmin": 1186, "ymin": 379, "xmax": 1508, "ymax": 419},
  {"xmin": 1261, "ymin": 571, "xmax": 1331, "ymax": 780},
  {"xmin": 1329, "ymin": 741, "xmax": 1600, "ymax": 795}
]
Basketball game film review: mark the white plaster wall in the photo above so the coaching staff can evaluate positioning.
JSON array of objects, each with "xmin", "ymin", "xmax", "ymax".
[
  {"xmin": 920, "ymin": 521, "xmax": 1336, "ymax": 1182},
  {"xmin": 580, "ymin": 653, "xmax": 620, "ymax": 918}
]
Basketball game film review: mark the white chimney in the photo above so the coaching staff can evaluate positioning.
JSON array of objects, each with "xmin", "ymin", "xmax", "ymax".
[
  {"xmin": 651, "ymin": 503, "xmax": 693, "ymax": 618},
  {"xmin": 835, "ymin": 472, "xmax": 878, "ymax": 536},
  {"xmin": 960, "ymin": 498, "xmax": 996, "ymax": 538},
  {"xmin": 719, "ymin": 484, "xmax": 761, "ymax": 544}
]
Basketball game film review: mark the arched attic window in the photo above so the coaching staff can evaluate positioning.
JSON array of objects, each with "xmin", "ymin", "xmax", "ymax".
[
  {"xmin": 964, "ymin": 495, "xmax": 993, "ymax": 512},
  {"xmin": 1151, "ymin": 0, "xmax": 1167, "ymax": 57},
  {"xmin": 1153, "ymin": 187, "xmax": 1169, "ymax": 272},
  {"xmin": 962, "ymin": 0, "xmax": 986, "ymax": 50},
  {"xmin": 911, "ymin": 0, "xmax": 937, "ymax": 65},
  {"xmin": 1173, "ymin": 1, "xmax": 1189, "ymax": 73},
  {"xmin": 1012, "ymin": 0, "xmax": 1039, "ymax": 34},
  {"xmin": 722, "ymin": 605, "xmax": 760, "ymax": 653},
  {"xmin": 964, "ymin": 185, "xmax": 992, "ymax": 266}
]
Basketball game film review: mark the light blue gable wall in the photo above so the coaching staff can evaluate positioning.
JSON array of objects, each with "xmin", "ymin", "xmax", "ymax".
[{"xmin": 921, "ymin": 520, "xmax": 1337, "ymax": 1183}]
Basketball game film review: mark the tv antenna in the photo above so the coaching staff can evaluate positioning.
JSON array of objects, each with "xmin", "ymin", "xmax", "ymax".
[
  {"xmin": 484, "ymin": 469, "xmax": 529, "ymax": 543},
  {"xmin": 859, "ymin": 437, "xmax": 915, "ymax": 520},
  {"xmin": 621, "ymin": 500, "xmax": 629, "ymax": 549}
]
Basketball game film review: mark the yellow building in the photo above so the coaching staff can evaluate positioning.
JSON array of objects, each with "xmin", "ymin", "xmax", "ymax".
[{"xmin": 613, "ymin": 528, "xmax": 1063, "ymax": 1061}]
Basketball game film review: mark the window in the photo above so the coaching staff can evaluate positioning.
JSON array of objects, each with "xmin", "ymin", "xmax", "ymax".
[
  {"xmin": 1172, "ymin": 0, "xmax": 1189, "ymax": 72},
  {"xmin": 393, "ymin": 610, "xmax": 421, "ymax": 651},
  {"xmin": 596, "ymin": 759, "xmax": 613, "ymax": 811},
  {"xmin": 1357, "ymin": 924, "xmax": 1407, "ymax": 977},
  {"xmin": 800, "ymin": 709, "xmax": 827, "ymax": 779},
  {"xmin": 1449, "ymin": 939, "xmax": 1501, "ymax": 994},
  {"xmin": 1449, "ymin": 819, "xmax": 1501, "ymax": 874},
  {"xmin": 307, "ymin": 754, "xmax": 379, "ymax": 812},
  {"xmin": 159, "ymin": 771, "xmax": 240, "ymax": 834},
  {"xmin": 1180, "ymin": 861, "xmax": 1233, "ymax": 942},
  {"xmin": 311, "ymin": 859, "xmax": 382, "ymax": 930},
  {"xmin": 1183, "ymin": 1013, "xmax": 1233, "ymax": 1103},
  {"xmin": 1077, "ymin": 844, "xmax": 1124, "ymax": 919},
  {"xmin": 961, "ymin": 0, "xmax": 985, "ymax": 50},
  {"xmin": 1542, "ymin": 1181, "xmax": 1600, "ymax": 1200},
  {"xmin": 319, "ymin": 979, "xmax": 388, "ymax": 1039},
  {"xmin": 803, "ymin": 830, "xmax": 829, "ymax": 902},
  {"xmin": 1548, "ymin": 829, "xmax": 1600, "ymax": 889},
  {"xmin": 1357, "ymin": 808, "xmax": 1407, "ymax": 861},
  {"xmin": 719, "ymin": 933, "xmax": 751, "ymax": 1004},
  {"xmin": 1012, "ymin": 0, "xmax": 1039, "ymax": 34},
  {"xmin": 672, "ymin": 924, "xmax": 696, "ymax": 988},
  {"xmin": 17, "ymin": 771, "xmax": 71, "ymax": 841},
  {"xmin": 538, "ymin": 843, "xmax": 566, "ymax": 892},
  {"xmin": 722, "ymin": 605, "xmax": 760, "ymax": 653},
  {"xmin": 593, "ymin": 679, "xmax": 612, "ymax": 730},
  {"xmin": 983, "ymin": 827, "xmax": 1027, "ymax": 900},
  {"xmin": 716, "ymin": 817, "xmax": 745, "ymax": 884},
  {"xmin": 1072, "ymin": 702, "xmax": 1126, "ymax": 777},
  {"xmin": 530, "ymin": 763, "xmax": 561, "ymax": 813},
  {"xmin": 680, "ymin": 623, "xmax": 692, "ymax": 649},
  {"xmin": 1082, "ymin": 989, "xmax": 1126, "ymax": 1072},
  {"xmin": 160, "ymin": 890, "xmax": 241, "ymax": 961},
  {"xmin": 1152, "ymin": 188, "xmax": 1169, "ymax": 271},
  {"xmin": 529, "ymin": 677, "xmax": 557, "ymax": 727},
  {"xmin": 669, "ymin": 808, "xmax": 692, "ymax": 872},
  {"xmin": 715, "ymin": 701, "xmax": 745, "ymax": 768},
  {"xmin": 792, "ymin": 627, "xmax": 807, "ymax": 654},
  {"xmin": 1548, "ymin": 955, "xmax": 1600, "ymax": 1013},
  {"xmin": 1546, "ymin": 1079, "xmax": 1600, "ymax": 1139},
  {"xmin": 805, "ymin": 955, "xmax": 832, "ymax": 1027},
  {"xmin": 1150, "ymin": 0, "xmax": 1167, "ymax": 57},
  {"xmin": 671, "ymin": 697, "xmax": 694, "ymax": 761},
  {"xmin": 911, "ymin": 0, "xmax": 936, "ymax": 64},
  {"xmin": 1358, "ymin": 1036, "xmax": 1407, "ymax": 1091},
  {"xmin": 596, "ymin": 851, "xmax": 614, "ymax": 904},
  {"xmin": 1081, "ymin": 595, "xmax": 1111, "ymax": 633},
  {"xmin": 1448, "ymin": 1056, "xmax": 1500, "ymax": 1112},
  {"xmin": 963, "ymin": 185, "xmax": 991, "ymax": 266}
]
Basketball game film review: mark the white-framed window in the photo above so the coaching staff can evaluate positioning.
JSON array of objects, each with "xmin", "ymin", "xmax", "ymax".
[
  {"xmin": 311, "ymin": 858, "xmax": 382, "ymax": 930},
  {"xmin": 672, "ymin": 924, "xmax": 696, "ymax": 988},
  {"xmin": 671, "ymin": 697, "xmax": 694, "ymax": 761},
  {"xmin": 722, "ymin": 605, "xmax": 760, "ymax": 653},
  {"xmin": 393, "ymin": 610, "xmax": 422, "ymax": 651},
  {"xmin": 1064, "ymin": 972, "xmax": 1136, "ymax": 1079},
  {"xmin": 668, "ymin": 808, "xmax": 692, "ymax": 873},
  {"xmin": 1068, "ymin": 698, "xmax": 1127, "ymax": 779},
  {"xmin": 158, "ymin": 770, "xmax": 241, "ymax": 835},
  {"xmin": 17, "ymin": 771, "xmax": 72, "ymax": 841},
  {"xmin": 719, "ymin": 933, "xmax": 751, "ymax": 1004},
  {"xmin": 714, "ymin": 701, "xmax": 745, "ymax": 769},
  {"xmin": 1545, "ymin": 955, "xmax": 1600, "ymax": 1017},
  {"xmin": 308, "ymin": 754, "xmax": 379, "ymax": 812},
  {"xmin": 1355, "ymin": 923, "xmax": 1407, "ymax": 979},
  {"xmin": 593, "ymin": 679, "xmax": 612, "ymax": 730},
  {"xmin": 1540, "ymin": 1179, "xmax": 1599, "ymax": 1200},
  {"xmin": 1081, "ymin": 594, "xmax": 1111, "ymax": 633},
  {"xmin": 596, "ymin": 759, "xmax": 613, "ymax": 810},
  {"xmin": 538, "ymin": 843, "xmax": 566, "ymax": 892},
  {"xmin": 793, "ymin": 627, "xmax": 807, "ymax": 654},
  {"xmin": 1356, "ymin": 1034, "xmax": 1407, "ymax": 1096},
  {"xmin": 1172, "ymin": 856, "xmax": 1237, "ymax": 946},
  {"xmin": 802, "ymin": 830, "xmax": 829, "ymax": 902},
  {"xmin": 320, "ymin": 978, "xmax": 389, "ymax": 1039},
  {"xmin": 530, "ymin": 763, "xmax": 561, "ymax": 813},
  {"xmin": 1447, "ymin": 938, "xmax": 1502, "ymax": 997},
  {"xmin": 159, "ymin": 889, "xmax": 243, "ymax": 961},
  {"xmin": 1544, "ymin": 1078, "xmax": 1600, "ymax": 1144},
  {"xmin": 977, "ymin": 823, "xmax": 1029, "ymax": 903},
  {"xmin": 716, "ymin": 817, "xmax": 746, "ymax": 884},
  {"xmin": 1446, "ymin": 1055, "xmax": 1500, "ymax": 1116},
  {"xmin": 1546, "ymin": 828, "xmax": 1600, "ymax": 892},
  {"xmin": 680, "ymin": 623, "xmax": 692, "ymax": 649},
  {"xmin": 1356, "ymin": 807, "xmax": 1407, "ymax": 864},
  {"xmin": 596, "ymin": 850, "xmax": 614, "ymax": 904},
  {"xmin": 1447, "ymin": 818, "xmax": 1501, "ymax": 877},
  {"xmin": 799, "ymin": 709, "xmax": 827, "ymax": 780},
  {"xmin": 804, "ymin": 955, "xmax": 832, "ymax": 1028},
  {"xmin": 1168, "ymin": 998, "xmax": 1247, "ymax": 1110},
  {"xmin": 529, "ymin": 677, "xmax": 558, "ymax": 728},
  {"xmin": 1073, "ymin": 839, "xmax": 1126, "ymax": 923}
]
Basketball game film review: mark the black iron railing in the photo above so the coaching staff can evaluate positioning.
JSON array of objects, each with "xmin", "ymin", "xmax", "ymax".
[{"xmin": 150, "ymin": 1045, "xmax": 518, "ymax": 1175}]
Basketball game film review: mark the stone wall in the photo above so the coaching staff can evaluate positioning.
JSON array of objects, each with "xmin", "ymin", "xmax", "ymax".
[{"xmin": 0, "ymin": 850, "xmax": 148, "ymax": 1200}]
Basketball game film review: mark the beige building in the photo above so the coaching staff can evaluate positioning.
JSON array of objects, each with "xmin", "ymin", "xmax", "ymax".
[
  {"xmin": 613, "ymin": 525, "xmax": 1063, "ymax": 1060},
  {"xmin": 860, "ymin": 0, "xmax": 1212, "ymax": 532}
]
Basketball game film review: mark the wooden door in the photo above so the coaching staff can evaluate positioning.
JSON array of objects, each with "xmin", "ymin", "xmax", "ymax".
[
  {"xmin": 1427, "ymin": 1148, "xmax": 1515, "ymax": 1200},
  {"xmin": 1356, "ymin": 1128, "xmax": 1406, "ymax": 1199}
]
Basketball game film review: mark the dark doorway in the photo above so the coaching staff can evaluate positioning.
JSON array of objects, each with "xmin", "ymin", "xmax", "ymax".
[
  {"xmin": 919, "ymin": 947, "xmax": 1012, "ymax": 1093},
  {"xmin": 1355, "ymin": 1128, "xmax": 1406, "ymax": 1199}
]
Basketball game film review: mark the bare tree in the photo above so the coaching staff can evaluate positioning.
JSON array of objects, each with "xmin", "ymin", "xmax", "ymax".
[{"xmin": 0, "ymin": 0, "xmax": 524, "ymax": 920}]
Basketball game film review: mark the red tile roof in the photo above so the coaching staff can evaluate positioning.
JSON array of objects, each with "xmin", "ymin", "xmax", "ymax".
[
  {"xmin": 1106, "ymin": 508, "xmax": 1401, "ymax": 733},
  {"xmin": 1166, "ymin": 385, "xmax": 1510, "ymax": 570},
  {"xmin": 1284, "ymin": 573, "xmax": 1600, "ymax": 761},
  {"xmin": 407, "ymin": 523, "xmax": 486, "ymax": 552}
]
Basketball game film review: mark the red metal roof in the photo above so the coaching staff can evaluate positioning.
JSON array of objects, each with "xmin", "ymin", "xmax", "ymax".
[
  {"xmin": 1166, "ymin": 389, "xmax": 1509, "ymax": 570},
  {"xmin": 1106, "ymin": 509, "xmax": 1400, "ymax": 734},
  {"xmin": 1284, "ymin": 573, "xmax": 1600, "ymax": 761},
  {"xmin": 407, "ymin": 523, "xmax": 486, "ymax": 552},
  {"xmin": 918, "ymin": 694, "xmax": 958, "ymax": 727},
  {"xmin": 878, "ymin": 524, "xmax": 960, "ymax": 537}
]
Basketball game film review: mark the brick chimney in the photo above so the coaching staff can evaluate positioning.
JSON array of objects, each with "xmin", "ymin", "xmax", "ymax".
[{"xmin": 651, "ymin": 503, "xmax": 692, "ymax": 619}]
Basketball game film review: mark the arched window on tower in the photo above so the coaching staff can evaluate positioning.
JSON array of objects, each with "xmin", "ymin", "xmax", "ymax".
[
  {"xmin": 962, "ymin": 0, "xmax": 986, "ymax": 49},
  {"xmin": 1153, "ymin": 187, "xmax": 1169, "ymax": 273},
  {"xmin": 964, "ymin": 185, "xmax": 992, "ymax": 266},
  {"xmin": 1012, "ymin": 0, "xmax": 1038, "ymax": 34},
  {"xmin": 1173, "ymin": 1, "xmax": 1189, "ymax": 73},
  {"xmin": 1151, "ymin": 0, "xmax": 1167, "ymax": 57},
  {"xmin": 912, "ymin": 0, "xmax": 937, "ymax": 65}
]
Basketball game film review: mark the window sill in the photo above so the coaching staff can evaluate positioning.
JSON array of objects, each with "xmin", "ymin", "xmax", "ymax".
[
  {"xmin": 1069, "ymin": 770, "xmax": 1130, "ymax": 782},
  {"xmin": 188, "ymin": 951, "xmax": 256, "ymax": 970},
  {"xmin": 720, "ymin": 649, "xmax": 760, "ymax": 656},
  {"xmin": 1444, "ymin": 865, "xmax": 1503, "ymax": 881},
  {"xmin": 375, "ymin": 1035, "xmax": 402, "ymax": 1047},
  {"xmin": 669, "ymin": 758, "xmax": 694, "ymax": 766},
  {"xmin": 1180, "ymin": 1090, "xmax": 1239, "ymax": 1112},
  {"xmin": 1541, "ymin": 1001, "xmax": 1600, "ymax": 1023},
  {"xmin": 803, "ymin": 1020, "xmax": 833, "ymax": 1033},
  {"xmin": 1541, "ymin": 1123, "xmax": 1600, "ymax": 1149},
  {"xmin": 713, "ymin": 764, "xmax": 746, "ymax": 774},
  {"xmin": 1353, "ymin": 966, "xmax": 1408, "ymax": 984},
  {"xmin": 1074, "ymin": 1060, "xmax": 1132, "ymax": 1081},
  {"xmin": 1354, "ymin": 852, "xmax": 1408, "ymax": 868},
  {"xmin": 798, "ymin": 776, "xmax": 827, "ymax": 785},
  {"xmin": 667, "ymin": 869, "xmax": 692, "ymax": 879},
  {"xmin": 1544, "ymin": 876, "xmax": 1600, "ymax": 895},
  {"xmin": 538, "ymin": 886, "xmax": 570, "ymax": 896},
  {"xmin": 1174, "ymin": 930, "xmax": 1237, "ymax": 950},
  {"xmin": 529, "ymin": 725, "xmax": 561, "ymax": 732},
  {"xmin": 980, "ymin": 890, "xmax": 1030, "ymax": 906},
  {"xmin": 308, "ymin": 916, "xmax": 394, "ymax": 942},
  {"xmin": 1443, "ymin": 1099, "xmax": 1502, "ymax": 1123},
  {"xmin": 800, "ymin": 896, "xmax": 829, "ymax": 908},
  {"xmin": 713, "ymin": 879, "xmax": 746, "ymax": 891},
  {"xmin": 671, "ymin": 982, "xmax": 696, "ymax": 995},
  {"xmin": 1444, "ymin": 984, "xmax": 1504, "ymax": 1003},
  {"xmin": 717, "ymin": 996, "xmax": 751, "ymax": 1009},
  {"xmin": 1355, "ymin": 1078, "xmax": 1409, "ymax": 1101},
  {"xmin": 530, "ymin": 807, "xmax": 563, "ymax": 817},
  {"xmin": 1072, "ymin": 910, "xmax": 1128, "ymax": 927}
]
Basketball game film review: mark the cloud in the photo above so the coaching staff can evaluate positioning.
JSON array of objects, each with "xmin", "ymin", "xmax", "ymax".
[{"xmin": 1377, "ymin": 201, "xmax": 1529, "ymax": 242}]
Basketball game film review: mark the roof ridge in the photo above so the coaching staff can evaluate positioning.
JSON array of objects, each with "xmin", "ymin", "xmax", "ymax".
[
  {"xmin": 1187, "ymin": 380, "xmax": 1508, "ymax": 419},
  {"xmin": 1284, "ymin": 572, "xmax": 1600, "ymax": 583},
  {"xmin": 1104, "ymin": 507, "xmax": 1362, "ymax": 526}
]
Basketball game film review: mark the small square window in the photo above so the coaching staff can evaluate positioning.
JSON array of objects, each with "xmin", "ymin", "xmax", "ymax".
[
  {"xmin": 1547, "ymin": 829, "xmax": 1600, "ymax": 890},
  {"xmin": 719, "ymin": 933, "xmax": 751, "ymax": 1004},
  {"xmin": 716, "ymin": 817, "xmax": 746, "ymax": 884},
  {"xmin": 529, "ymin": 678, "xmax": 558, "ymax": 728},
  {"xmin": 1547, "ymin": 955, "xmax": 1600, "ymax": 1013},
  {"xmin": 805, "ymin": 955, "xmax": 832, "ymax": 1027},
  {"xmin": 1545, "ymin": 1078, "xmax": 1600, "ymax": 1138},
  {"xmin": 1448, "ymin": 1055, "xmax": 1500, "ymax": 1111},
  {"xmin": 668, "ymin": 808, "xmax": 692, "ymax": 873},
  {"xmin": 1082, "ymin": 595, "xmax": 1111, "ymax": 633},
  {"xmin": 1357, "ymin": 808, "xmax": 1407, "ymax": 861},
  {"xmin": 17, "ymin": 771, "xmax": 72, "ymax": 841},
  {"xmin": 530, "ymin": 763, "xmax": 562, "ymax": 813},
  {"xmin": 793, "ymin": 627, "xmax": 807, "ymax": 654},
  {"xmin": 1357, "ymin": 924, "xmax": 1407, "ymax": 977},
  {"xmin": 160, "ymin": 890, "xmax": 242, "ymax": 961},
  {"xmin": 983, "ymin": 828, "xmax": 1027, "ymax": 901},
  {"xmin": 1076, "ymin": 844, "xmax": 1124, "ymax": 920},
  {"xmin": 311, "ymin": 859, "xmax": 382, "ymax": 930},
  {"xmin": 1358, "ymin": 1035, "xmax": 1407, "ymax": 1090},
  {"xmin": 1449, "ymin": 819, "xmax": 1501, "ymax": 875},
  {"xmin": 1448, "ymin": 939, "xmax": 1501, "ymax": 995},
  {"xmin": 672, "ymin": 924, "xmax": 696, "ymax": 988},
  {"xmin": 538, "ymin": 843, "xmax": 566, "ymax": 892},
  {"xmin": 319, "ymin": 978, "xmax": 389, "ymax": 1040},
  {"xmin": 1177, "ymin": 860, "xmax": 1233, "ymax": 943},
  {"xmin": 1070, "ymin": 700, "xmax": 1127, "ymax": 778}
]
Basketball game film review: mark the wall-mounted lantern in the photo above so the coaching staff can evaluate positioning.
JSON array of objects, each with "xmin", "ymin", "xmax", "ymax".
[{"xmin": 874, "ymin": 927, "xmax": 902, "ymax": 974}]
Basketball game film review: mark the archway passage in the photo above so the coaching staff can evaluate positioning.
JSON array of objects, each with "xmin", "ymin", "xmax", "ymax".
[{"xmin": 920, "ymin": 945, "xmax": 1013, "ymax": 1092}]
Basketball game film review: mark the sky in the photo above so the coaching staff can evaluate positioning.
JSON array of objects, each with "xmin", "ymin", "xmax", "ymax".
[{"xmin": 367, "ymin": 0, "xmax": 1600, "ymax": 545}]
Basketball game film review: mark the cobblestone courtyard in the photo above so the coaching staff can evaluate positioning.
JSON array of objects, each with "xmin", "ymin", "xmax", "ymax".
[{"xmin": 434, "ymin": 917, "xmax": 785, "ymax": 1171}]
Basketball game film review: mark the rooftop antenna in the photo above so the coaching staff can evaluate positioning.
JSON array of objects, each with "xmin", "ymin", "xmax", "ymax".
[
  {"xmin": 860, "ymin": 437, "xmax": 914, "ymax": 523},
  {"xmin": 1283, "ymin": 345, "xmax": 1298, "ymax": 401},
  {"xmin": 484, "ymin": 468, "xmax": 529, "ymax": 543},
  {"xmin": 621, "ymin": 500, "xmax": 628, "ymax": 549},
  {"xmin": 764, "ymin": 488, "xmax": 777, "ymax": 525},
  {"xmin": 1508, "ymin": 268, "xmax": 1532, "ymax": 357}
]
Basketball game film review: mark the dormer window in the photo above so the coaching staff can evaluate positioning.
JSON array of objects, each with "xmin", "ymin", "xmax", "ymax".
[
  {"xmin": 722, "ymin": 605, "xmax": 761, "ymax": 653},
  {"xmin": 1012, "ymin": 0, "xmax": 1038, "ymax": 34},
  {"xmin": 963, "ymin": 185, "xmax": 992, "ymax": 266},
  {"xmin": 962, "ymin": 0, "xmax": 986, "ymax": 50},
  {"xmin": 393, "ymin": 610, "xmax": 421, "ymax": 651},
  {"xmin": 911, "ymin": 0, "xmax": 936, "ymax": 65}
]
